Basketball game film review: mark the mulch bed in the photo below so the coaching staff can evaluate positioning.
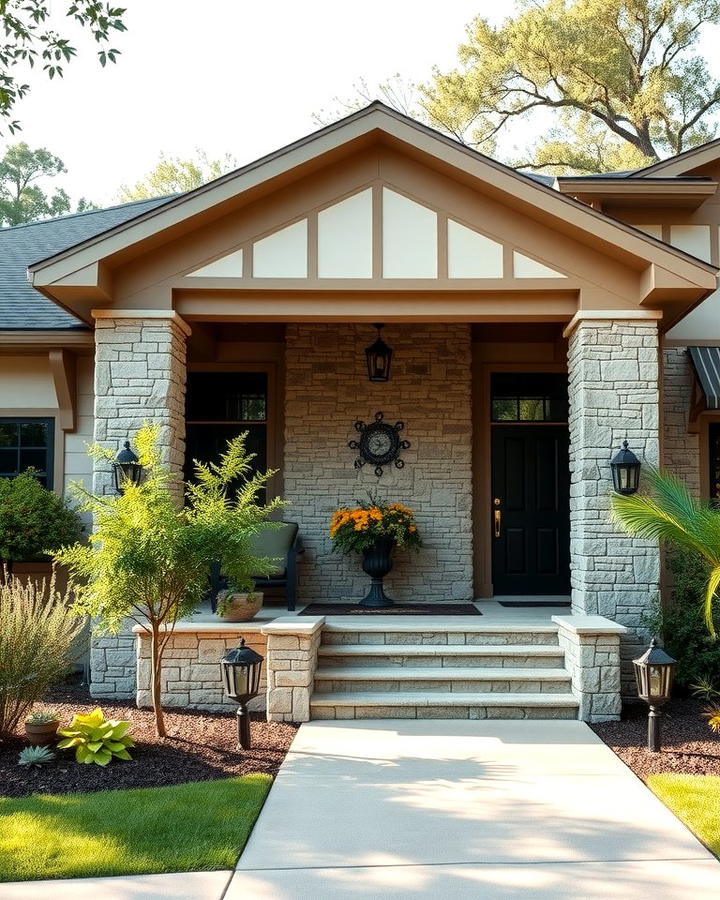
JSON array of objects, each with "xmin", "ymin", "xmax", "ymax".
[
  {"xmin": 592, "ymin": 697, "xmax": 720, "ymax": 781},
  {"xmin": 301, "ymin": 602, "xmax": 482, "ymax": 615},
  {"xmin": 0, "ymin": 683, "xmax": 298, "ymax": 799}
]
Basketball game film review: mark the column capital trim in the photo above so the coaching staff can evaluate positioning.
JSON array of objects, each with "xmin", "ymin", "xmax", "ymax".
[
  {"xmin": 91, "ymin": 308, "xmax": 192, "ymax": 336},
  {"xmin": 562, "ymin": 309, "xmax": 662, "ymax": 339}
]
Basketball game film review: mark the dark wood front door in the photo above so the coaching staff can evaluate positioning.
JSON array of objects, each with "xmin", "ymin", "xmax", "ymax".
[{"xmin": 491, "ymin": 425, "xmax": 570, "ymax": 595}]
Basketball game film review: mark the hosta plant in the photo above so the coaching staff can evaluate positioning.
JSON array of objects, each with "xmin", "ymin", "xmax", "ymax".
[
  {"xmin": 18, "ymin": 745, "xmax": 55, "ymax": 767},
  {"xmin": 57, "ymin": 708, "xmax": 134, "ymax": 766}
]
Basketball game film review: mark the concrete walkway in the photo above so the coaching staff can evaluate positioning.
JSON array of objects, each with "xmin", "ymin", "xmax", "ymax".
[{"xmin": 2, "ymin": 720, "xmax": 718, "ymax": 899}]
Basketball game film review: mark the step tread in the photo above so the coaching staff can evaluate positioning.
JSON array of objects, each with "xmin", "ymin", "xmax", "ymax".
[
  {"xmin": 315, "ymin": 666, "xmax": 571, "ymax": 681},
  {"xmin": 321, "ymin": 621, "xmax": 559, "ymax": 633},
  {"xmin": 310, "ymin": 691, "xmax": 579, "ymax": 708},
  {"xmin": 318, "ymin": 643, "xmax": 564, "ymax": 657}
]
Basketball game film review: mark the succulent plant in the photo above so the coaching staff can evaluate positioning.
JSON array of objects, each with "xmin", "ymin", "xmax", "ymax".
[
  {"xmin": 18, "ymin": 745, "xmax": 56, "ymax": 767},
  {"xmin": 25, "ymin": 709, "xmax": 59, "ymax": 726}
]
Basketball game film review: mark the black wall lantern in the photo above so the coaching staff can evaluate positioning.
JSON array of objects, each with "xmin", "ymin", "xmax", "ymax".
[
  {"xmin": 220, "ymin": 639, "xmax": 264, "ymax": 749},
  {"xmin": 633, "ymin": 638, "xmax": 677, "ymax": 752},
  {"xmin": 365, "ymin": 323, "xmax": 392, "ymax": 382},
  {"xmin": 112, "ymin": 441, "xmax": 144, "ymax": 494},
  {"xmin": 611, "ymin": 441, "xmax": 641, "ymax": 495}
]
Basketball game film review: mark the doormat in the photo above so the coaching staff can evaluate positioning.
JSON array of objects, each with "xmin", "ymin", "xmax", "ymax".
[
  {"xmin": 497, "ymin": 601, "xmax": 571, "ymax": 608},
  {"xmin": 300, "ymin": 603, "xmax": 482, "ymax": 616}
]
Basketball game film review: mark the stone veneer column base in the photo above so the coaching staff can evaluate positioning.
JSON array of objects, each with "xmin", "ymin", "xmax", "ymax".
[
  {"xmin": 263, "ymin": 617, "xmax": 325, "ymax": 722},
  {"xmin": 552, "ymin": 615, "xmax": 627, "ymax": 722}
]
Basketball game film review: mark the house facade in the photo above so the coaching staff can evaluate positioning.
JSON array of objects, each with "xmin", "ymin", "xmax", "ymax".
[{"xmin": 2, "ymin": 104, "xmax": 719, "ymax": 722}]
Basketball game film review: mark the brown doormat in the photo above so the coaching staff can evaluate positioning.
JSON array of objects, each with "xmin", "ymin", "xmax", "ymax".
[{"xmin": 299, "ymin": 603, "xmax": 482, "ymax": 616}]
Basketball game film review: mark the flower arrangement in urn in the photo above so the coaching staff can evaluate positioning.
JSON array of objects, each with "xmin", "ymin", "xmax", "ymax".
[{"xmin": 330, "ymin": 499, "xmax": 421, "ymax": 607}]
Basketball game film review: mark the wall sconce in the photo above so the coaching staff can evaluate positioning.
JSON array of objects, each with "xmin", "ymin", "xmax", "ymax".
[
  {"xmin": 611, "ymin": 441, "xmax": 641, "ymax": 495},
  {"xmin": 112, "ymin": 441, "xmax": 144, "ymax": 494},
  {"xmin": 365, "ymin": 323, "xmax": 392, "ymax": 382}
]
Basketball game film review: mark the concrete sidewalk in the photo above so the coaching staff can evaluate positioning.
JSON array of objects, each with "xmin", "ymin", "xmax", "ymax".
[
  {"xmin": 228, "ymin": 719, "xmax": 718, "ymax": 899},
  {"xmin": 2, "ymin": 720, "xmax": 718, "ymax": 899}
]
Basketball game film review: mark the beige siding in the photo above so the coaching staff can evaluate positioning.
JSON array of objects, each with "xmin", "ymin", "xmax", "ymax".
[{"xmin": 0, "ymin": 356, "xmax": 57, "ymax": 407}]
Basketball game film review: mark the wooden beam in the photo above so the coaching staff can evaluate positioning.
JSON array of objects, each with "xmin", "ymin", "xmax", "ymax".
[{"xmin": 48, "ymin": 349, "xmax": 76, "ymax": 432}]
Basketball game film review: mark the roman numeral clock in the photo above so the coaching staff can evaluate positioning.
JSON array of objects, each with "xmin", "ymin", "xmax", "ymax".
[{"xmin": 349, "ymin": 411, "xmax": 410, "ymax": 477}]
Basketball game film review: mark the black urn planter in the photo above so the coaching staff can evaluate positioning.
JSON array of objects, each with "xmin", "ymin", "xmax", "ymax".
[{"xmin": 359, "ymin": 537, "xmax": 395, "ymax": 607}]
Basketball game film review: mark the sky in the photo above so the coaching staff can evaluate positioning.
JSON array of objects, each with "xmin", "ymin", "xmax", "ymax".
[{"xmin": 6, "ymin": 0, "xmax": 510, "ymax": 206}]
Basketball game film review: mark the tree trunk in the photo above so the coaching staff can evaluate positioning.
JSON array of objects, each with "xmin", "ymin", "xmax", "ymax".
[{"xmin": 150, "ymin": 624, "xmax": 166, "ymax": 738}]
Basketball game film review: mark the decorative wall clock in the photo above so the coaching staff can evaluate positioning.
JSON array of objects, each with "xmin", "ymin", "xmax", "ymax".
[{"xmin": 349, "ymin": 412, "xmax": 410, "ymax": 477}]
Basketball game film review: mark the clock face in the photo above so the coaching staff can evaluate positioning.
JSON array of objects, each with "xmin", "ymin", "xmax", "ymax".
[{"xmin": 359, "ymin": 422, "xmax": 400, "ymax": 465}]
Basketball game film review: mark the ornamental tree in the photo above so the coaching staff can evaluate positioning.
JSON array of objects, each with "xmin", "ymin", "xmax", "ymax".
[{"xmin": 55, "ymin": 424, "xmax": 283, "ymax": 737}]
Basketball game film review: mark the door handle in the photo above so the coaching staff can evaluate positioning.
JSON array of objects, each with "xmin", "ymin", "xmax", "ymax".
[{"xmin": 494, "ymin": 498, "xmax": 502, "ymax": 538}]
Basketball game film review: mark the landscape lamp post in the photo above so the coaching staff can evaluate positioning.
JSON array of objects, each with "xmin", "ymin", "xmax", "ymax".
[
  {"xmin": 633, "ymin": 638, "xmax": 677, "ymax": 753},
  {"xmin": 220, "ymin": 640, "xmax": 264, "ymax": 750}
]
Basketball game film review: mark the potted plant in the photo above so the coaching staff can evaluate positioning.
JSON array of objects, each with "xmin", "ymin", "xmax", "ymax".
[
  {"xmin": 330, "ymin": 499, "xmax": 421, "ymax": 607},
  {"xmin": 24, "ymin": 709, "xmax": 60, "ymax": 746},
  {"xmin": 216, "ymin": 589, "xmax": 263, "ymax": 622}
]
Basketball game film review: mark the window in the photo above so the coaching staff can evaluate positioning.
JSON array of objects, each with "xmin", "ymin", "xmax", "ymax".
[
  {"xmin": 491, "ymin": 373, "xmax": 568, "ymax": 423},
  {"xmin": 710, "ymin": 423, "xmax": 720, "ymax": 504},
  {"xmin": 0, "ymin": 418, "xmax": 54, "ymax": 488},
  {"xmin": 184, "ymin": 372, "xmax": 269, "ymax": 493}
]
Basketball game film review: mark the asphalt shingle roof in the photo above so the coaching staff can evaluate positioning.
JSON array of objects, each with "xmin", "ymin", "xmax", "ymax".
[{"xmin": 0, "ymin": 197, "xmax": 173, "ymax": 330}]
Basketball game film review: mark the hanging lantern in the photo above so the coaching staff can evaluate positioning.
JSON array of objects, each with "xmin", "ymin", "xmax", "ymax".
[
  {"xmin": 365, "ymin": 323, "xmax": 392, "ymax": 382},
  {"xmin": 112, "ymin": 441, "xmax": 144, "ymax": 494},
  {"xmin": 610, "ymin": 441, "xmax": 641, "ymax": 495}
]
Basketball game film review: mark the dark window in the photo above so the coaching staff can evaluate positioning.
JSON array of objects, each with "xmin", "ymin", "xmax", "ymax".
[
  {"xmin": 184, "ymin": 372, "xmax": 269, "ymax": 494},
  {"xmin": 0, "ymin": 418, "xmax": 54, "ymax": 488},
  {"xmin": 710, "ymin": 423, "xmax": 720, "ymax": 504},
  {"xmin": 491, "ymin": 373, "xmax": 568, "ymax": 423}
]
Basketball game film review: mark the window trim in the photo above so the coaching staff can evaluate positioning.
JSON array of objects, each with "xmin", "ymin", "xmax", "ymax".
[{"xmin": 0, "ymin": 415, "xmax": 56, "ymax": 490}]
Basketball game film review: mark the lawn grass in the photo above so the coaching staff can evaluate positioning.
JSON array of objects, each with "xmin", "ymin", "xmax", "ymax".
[
  {"xmin": 0, "ymin": 774, "xmax": 272, "ymax": 882},
  {"xmin": 648, "ymin": 773, "xmax": 720, "ymax": 857}
]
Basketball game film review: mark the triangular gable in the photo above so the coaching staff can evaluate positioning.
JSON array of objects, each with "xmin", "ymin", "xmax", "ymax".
[{"xmin": 633, "ymin": 138, "xmax": 720, "ymax": 178}]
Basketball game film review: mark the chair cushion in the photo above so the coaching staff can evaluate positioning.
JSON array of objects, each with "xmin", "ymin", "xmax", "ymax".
[{"xmin": 249, "ymin": 522, "xmax": 298, "ymax": 578}]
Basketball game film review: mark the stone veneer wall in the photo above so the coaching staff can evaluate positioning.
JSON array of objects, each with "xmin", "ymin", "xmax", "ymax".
[
  {"xmin": 136, "ymin": 627, "xmax": 268, "ymax": 712},
  {"xmin": 554, "ymin": 617, "xmax": 625, "ymax": 722},
  {"xmin": 567, "ymin": 319, "xmax": 661, "ymax": 693},
  {"xmin": 283, "ymin": 324, "xmax": 473, "ymax": 604},
  {"xmin": 90, "ymin": 314, "xmax": 189, "ymax": 699},
  {"xmin": 662, "ymin": 346, "xmax": 700, "ymax": 493}
]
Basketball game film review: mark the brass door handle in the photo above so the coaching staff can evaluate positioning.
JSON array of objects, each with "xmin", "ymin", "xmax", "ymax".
[{"xmin": 494, "ymin": 508, "xmax": 501, "ymax": 538}]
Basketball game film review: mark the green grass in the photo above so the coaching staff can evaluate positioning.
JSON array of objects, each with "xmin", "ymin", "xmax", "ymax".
[
  {"xmin": 648, "ymin": 773, "xmax": 720, "ymax": 857},
  {"xmin": 0, "ymin": 775, "xmax": 272, "ymax": 882}
]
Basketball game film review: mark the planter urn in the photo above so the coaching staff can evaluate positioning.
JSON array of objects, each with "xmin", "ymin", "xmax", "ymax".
[
  {"xmin": 359, "ymin": 537, "xmax": 395, "ymax": 608},
  {"xmin": 24, "ymin": 719, "xmax": 60, "ymax": 747},
  {"xmin": 216, "ymin": 591, "xmax": 263, "ymax": 622}
]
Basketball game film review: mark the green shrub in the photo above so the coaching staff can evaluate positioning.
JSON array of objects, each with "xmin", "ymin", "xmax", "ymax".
[
  {"xmin": 645, "ymin": 548, "xmax": 720, "ymax": 689},
  {"xmin": 0, "ymin": 572, "xmax": 84, "ymax": 737},
  {"xmin": 0, "ymin": 472, "xmax": 82, "ymax": 565},
  {"xmin": 57, "ymin": 707, "xmax": 134, "ymax": 766},
  {"xmin": 18, "ymin": 745, "xmax": 55, "ymax": 767}
]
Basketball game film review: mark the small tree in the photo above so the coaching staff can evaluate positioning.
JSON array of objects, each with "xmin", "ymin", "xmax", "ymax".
[{"xmin": 55, "ymin": 424, "xmax": 283, "ymax": 737}]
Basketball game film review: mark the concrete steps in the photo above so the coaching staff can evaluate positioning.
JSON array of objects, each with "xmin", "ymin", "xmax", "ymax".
[{"xmin": 310, "ymin": 623, "xmax": 579, "ymax": 721}]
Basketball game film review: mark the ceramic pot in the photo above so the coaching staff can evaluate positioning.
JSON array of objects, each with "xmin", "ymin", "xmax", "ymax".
[
  {"xmin": 359, "ymin": 537, "xmax": 395, "ymax": 607},
  {"xmin": 216, "ymin": 591, "xmax": 263, "ymax": 622},
  {"xmin": 24, "ymin": 720, "xmax": 60, "ymax": 747}
]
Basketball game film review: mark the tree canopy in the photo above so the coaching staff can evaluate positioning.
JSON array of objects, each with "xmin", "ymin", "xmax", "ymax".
[
  {"xmin": 1, "ymin": 1, "xmax": 127, "ymax": 133},
  {"xmin": 116, "ymin": 151, "xmax": 238, "ymax": 202},
  {"xmin": 0, "ymin": 142, "xmax": 94, "ymax": 225},
  {"xmin": 422, "ymin": 0, "xmax": 720, "ymax": 172}
]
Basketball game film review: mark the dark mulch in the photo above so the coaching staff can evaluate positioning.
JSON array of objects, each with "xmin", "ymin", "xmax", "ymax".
[
  {"xmin": 592, "ymin": 697, "xmax": 720, "ymax": 781},
  {"xmin": 301, "ymin": 603, "xmax": 482, "ymax": 616},
  {"xmin": 0, "ymin": 683, "xmax": 298, "ymax": 799}
]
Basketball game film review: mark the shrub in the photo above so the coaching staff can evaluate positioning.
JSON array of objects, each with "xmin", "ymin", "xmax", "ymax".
[
  {"xmin": 0, "ymin": 572, "xmax": 84, "ymax": 738},
  {"xmin": 18, "ymin": 745, "xmax": 55, "ymax": 767},
  {"xmin": 0, "ymin": 472, "xmax": 82, "ymax": 567},
  {"xmin": 57, "ymin": 708, "xmax": 134, "ymax": 766}
]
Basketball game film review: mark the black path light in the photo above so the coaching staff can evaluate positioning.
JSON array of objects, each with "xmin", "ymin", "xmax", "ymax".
[
  {"xmin": 112, "ymin": 440, "xmax": 144, "ymax": 494},
  {"xmin": 611, "ymin": 440, "xmax": 642, "ymax": 495},
  {"xmin": 365, "ymin": 323, "xmax": 392, "ymax": 382},
  {"xmin": 220, "ymin": 639, "xmax": 264, "ymax": 750},
  {"xmin": 633, "ymin": 638, "xmax": 677, "ymax": 752}
]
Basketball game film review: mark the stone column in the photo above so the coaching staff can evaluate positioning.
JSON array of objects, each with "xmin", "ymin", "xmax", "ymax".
[
  {"xmin": 262, "ymin": 617, "xmax": 325, "ymax": 722},
  {"xmin": 90, "ymin": 311, "xmax": 190, "ymax": 699},
  {"xmin": 567, "ymin": 317, "xmax": 660, "ymax": 693}
]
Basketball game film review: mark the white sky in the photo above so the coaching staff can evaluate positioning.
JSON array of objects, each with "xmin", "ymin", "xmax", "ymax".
[
  {"xmin": 4, "ymin": 1, "xmax": 720, "ymax": 207},
  {"xmin": 5, "ymin": 0, "xmax": 508, "ymax": 206}
]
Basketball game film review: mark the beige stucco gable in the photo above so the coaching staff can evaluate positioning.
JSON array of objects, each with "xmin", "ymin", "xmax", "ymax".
[{"xmin": 28, "ymin": 104, "xmax": 716, "ymax": 330}]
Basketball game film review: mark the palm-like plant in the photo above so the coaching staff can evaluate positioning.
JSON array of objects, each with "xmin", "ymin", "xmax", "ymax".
[{"xmin": 611, "ymin": 469, "xmax": 720, "ymax": 634}]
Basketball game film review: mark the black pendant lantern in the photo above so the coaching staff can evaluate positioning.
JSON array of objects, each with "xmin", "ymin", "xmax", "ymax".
[
  {"xmin": 112, "ymin": 441, "xmax": 144, "ymax": 494},
  {"xmin": 220, "ymin": 639, "xmax": 264, "ymax": 749},
  {"xmin": 633, "ymin": 638, "xmax": 677, "ymax": 752},
  {"xmin": 610, "ymin": 441, "xmax": 641, "ymax": 495},
  {"xmin": 365, "ymin": 323, "xmax": 392, "ymax": 382}
]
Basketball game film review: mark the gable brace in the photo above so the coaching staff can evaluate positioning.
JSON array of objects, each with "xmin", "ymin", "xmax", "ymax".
[{"xmin": 48, "ymin": 349, "xmax": 76, "ymax": 432}]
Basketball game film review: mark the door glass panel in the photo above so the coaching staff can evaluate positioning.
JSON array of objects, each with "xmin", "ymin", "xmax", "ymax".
[{"xmin": 491, "ymin": 373, "xmax": 568, "ymax": 422}]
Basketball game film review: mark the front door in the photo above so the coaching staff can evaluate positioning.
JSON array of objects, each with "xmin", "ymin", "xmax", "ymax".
[{"xmin": 491, "ymin": 424, "xmax": 570, "ymax": 595}]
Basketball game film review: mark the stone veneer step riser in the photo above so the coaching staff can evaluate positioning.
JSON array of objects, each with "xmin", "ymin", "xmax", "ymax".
[
  {"xmin": 310, "ymin": 706, "xmax": 579, "ymax": 720},
  {"xmin": 314, "ymin": 679, "xmax": 571, "ymax": 694},
  {"xmin": 317, "ymin": 651, "xmax": 565, "ymax": 669},
  {"xmin": 321, "ymin": 631, "xmax": 559, "ymax": 647}
]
